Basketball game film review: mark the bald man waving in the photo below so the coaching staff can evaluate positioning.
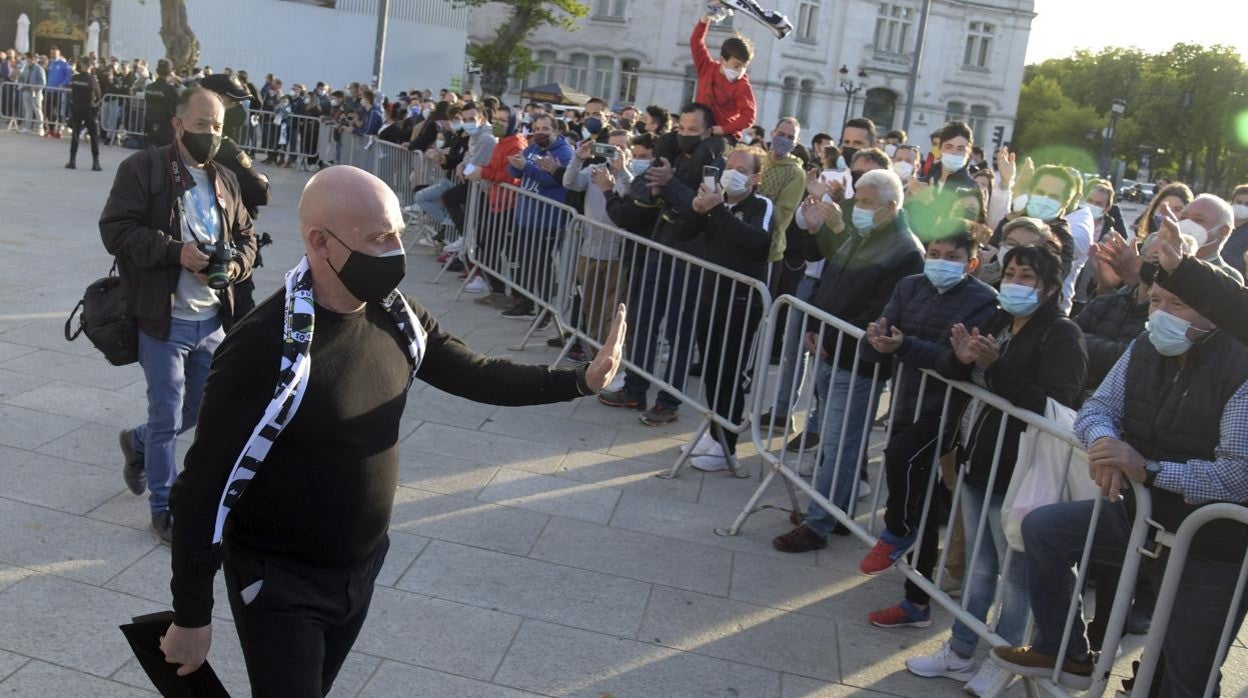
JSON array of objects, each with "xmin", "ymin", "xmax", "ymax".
[{"xmin": 161, "ymin": 166, "xmax": 626, "ymax": 695}]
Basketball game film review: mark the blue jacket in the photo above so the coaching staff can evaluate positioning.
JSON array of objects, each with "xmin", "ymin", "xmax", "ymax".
[
  {"xmin": 507, "ymin": 135, "xmax": 574, "ymax": 232},
  {"xmin": 863, "ymin": 272, "xmax": 998, "ymax": 424},
  {"xmin": 46, "ymin": 58, "xmax": 72, "ymax": 88},
  {"xmin": 354, "ymin": 105, "xmax": 383, "ymax": 136}
]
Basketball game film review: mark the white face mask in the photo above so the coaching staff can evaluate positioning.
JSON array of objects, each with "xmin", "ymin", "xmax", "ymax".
[
  {"xmin": 1178, "ymin": 218, "xmax": 1211, "ymax": 247},
  {"xmin": 1011, "ymin": 193, "xmax": 1029, "ymax": 213},
  {"xmin": 741, "ymin": 134, "xmax": 753, "ymax": 145},
  {"xmin": 884, "ymin": 144, "xmax": 898, "ymax": 157},
  {"xmin": 722, "ymin": 65, "xmax": 742, "ymax": 82},
  {"xmin": 1234, "ymin": 203, "xmax": 1248, "ymax": 224},
  {"xmin": 892, "ymin": 162, "xmax": 914, "ymax": 181},
  {"xmin": 720, "ymin": 169, "xmax": 751, "ymax": 196}
]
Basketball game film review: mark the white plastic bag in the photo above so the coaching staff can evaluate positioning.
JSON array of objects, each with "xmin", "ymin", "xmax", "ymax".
[{"xmin": 1002, "ymin": 398, "xmax": 1100, "ymax": 550}]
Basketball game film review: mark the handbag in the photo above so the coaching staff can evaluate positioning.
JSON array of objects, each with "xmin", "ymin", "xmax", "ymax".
[
  {"xmin": 1001, "ymin": 397, "xmax": 1100, "ymax": 550},
  {"xmin": 65, "ymin": 261, "xmax": 139, "ymax": 366}
]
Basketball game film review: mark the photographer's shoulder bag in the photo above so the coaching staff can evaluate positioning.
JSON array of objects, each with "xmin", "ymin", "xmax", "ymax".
[{"xmin": 65, "ymin": 261, "xmax": 139, "ymax": 366}]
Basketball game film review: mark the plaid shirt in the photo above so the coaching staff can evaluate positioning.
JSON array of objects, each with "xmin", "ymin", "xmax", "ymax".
[{"xmin": 1074, "ymin": 341, "xmax": 1248, "ymax": 505}]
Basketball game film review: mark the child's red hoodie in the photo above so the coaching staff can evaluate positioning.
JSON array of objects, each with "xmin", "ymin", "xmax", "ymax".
[{"xmin": 690, "ymin": 19, "xmax": 757, "ymax": 139}]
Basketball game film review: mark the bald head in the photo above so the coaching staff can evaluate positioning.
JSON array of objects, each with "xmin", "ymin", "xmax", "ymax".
[{"xmin": 299, "ymin": 166, "xmax": 404, "ymax": 248}]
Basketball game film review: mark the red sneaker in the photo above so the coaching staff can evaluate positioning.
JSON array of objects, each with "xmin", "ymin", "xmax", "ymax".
[
  {"xmin": 868, "ymin": 600, "xmax": 931, "ymax": 628},
  {"xmin": 859, "ymin": 531, "xmax": 916, "ymax": 576}
]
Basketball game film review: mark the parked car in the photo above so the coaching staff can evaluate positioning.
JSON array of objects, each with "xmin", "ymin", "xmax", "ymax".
[
  {"xmin": 1117, "ymin": 179, "xmax": 1139, "ymax": 201},
  {"xmin": 1137, "ymin": 182, "xmax": 1156, "ymax": 203}
]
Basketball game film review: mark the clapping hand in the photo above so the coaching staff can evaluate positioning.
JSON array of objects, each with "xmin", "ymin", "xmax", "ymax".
[
  {"xmin": 536, "ymin": 156, "xmax": 559, "ymax": 174},
  {"xmin": 645, "ymin": 157, "xmax": 673, "ymax": 190},
  {"xmin": 1092, "ymin": 232, "xmax": 1139, "ymax": 286},
  {"xmin": 866, "ymin": 316, "xmax": 904, "ymax": 354},
  {"xmin": 996, "ymin": 146, "xmax": 1015, "ymax": 186},
  {"xmin": 507, "ymin": 152, "xmax": 526, "ymax": 170},
  {"xmin": 805, "ymin": 170, "xmax": 829, "ymax": 200},
  {"xmin": 1155, "ymin": 202, "xmax": 1186, "ymax": 272},
  {"xmin": 950, "ymin": 323, "xmax": 997, "ymax": 368}
]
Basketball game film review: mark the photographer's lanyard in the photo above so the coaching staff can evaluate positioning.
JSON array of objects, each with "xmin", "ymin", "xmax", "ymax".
[{"xmin": 182, "ymin": 180, "xmax": 220, "ymax": 246}]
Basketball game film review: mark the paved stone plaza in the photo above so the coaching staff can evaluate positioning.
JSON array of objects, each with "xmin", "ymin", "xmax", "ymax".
[{"xmin": 0, "ymin": 132, "xmax": 1244, "ymax": 697}]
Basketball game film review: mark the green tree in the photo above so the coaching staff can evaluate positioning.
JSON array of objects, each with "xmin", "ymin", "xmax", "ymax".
[
  {"xmin": 1012, "ymin": 74, "xmax": 1101, "ymax": 158},
  {"xmin": 455, "ymin": 0, "xmax": 588, "ymax": 97}
]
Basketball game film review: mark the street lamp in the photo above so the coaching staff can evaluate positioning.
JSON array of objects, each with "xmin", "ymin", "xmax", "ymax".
[
  {"xmin": 839, "ymin": 65, "xmax": 868, "ymax": 134},
  {"xmin": 1099, "ymin": 97, "xmax": 1127, "ymax": 180}
]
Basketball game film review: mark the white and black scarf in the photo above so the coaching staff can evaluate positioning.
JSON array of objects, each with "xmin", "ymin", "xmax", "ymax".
[{"xmin": 211, "ymin": 256, "xmax": 426, "ymax": 543}]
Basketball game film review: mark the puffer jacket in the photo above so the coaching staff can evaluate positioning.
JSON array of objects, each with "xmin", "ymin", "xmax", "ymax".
[
  {"xmin": 1074, "ymin": 283, "xmax": 1148, "ymax": 395},
  {"xmin": 862, "ymin": 272, "xmax": 999, "ymax": 423}
]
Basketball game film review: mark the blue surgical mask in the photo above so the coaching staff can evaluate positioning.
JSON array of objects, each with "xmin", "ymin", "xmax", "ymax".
[
  {"xmin": 1146, "ymin": 309, "xmax": 1196, "ymax": 356},
  {"xmin": 771, "ymin": 134, "xmax": 795, "ymax": 157},
  {"xmin": 627, "ymin": 159, "xmax": 651, "ymax": 177},
  {"xmin": 835, "ymin": 155, "xmax": 847, "ymax": 171},
  {"xmin": 1088, "ymin": 204, "xmax": 1104, "ymax": 221},
  {"xmin": 941, "ymin": 152, "xmax": 968, "ymax": 171},
  {"xmin": 462, "ymin": 122, "xmax": 480, "ymax": 136},
  {"xmin": 1026, "ymin": 194, "xmax": 1062, "ymax": 221},
  {"xmin": 998, "ymin": 282, "xmax": 1041, "ymax": 317},
  {"xmin": 924, "ymin": 259, "xmax": 967, "ymax": 291},
  {"xmin": 851, "ymin": 205, "xmax": 877, "ymax": 233}
]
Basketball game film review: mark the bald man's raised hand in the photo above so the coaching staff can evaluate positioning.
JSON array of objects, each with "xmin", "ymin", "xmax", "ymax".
[{"xmin": 585, "ymin": 304, "xmax": 627, "ymax": 392}]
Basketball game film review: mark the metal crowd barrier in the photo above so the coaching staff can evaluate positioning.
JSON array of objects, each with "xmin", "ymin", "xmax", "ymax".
[
  {"xmin": 554, "ymin": 211, "xmax": 773, "ymax": 478},
  {"xmin": 729, "ymin": 294, "xmax": 1157, "ymax": 697},
  {"xmin": 2, "ymin": 83, "xmax": 69, "ymax": 134},
  {"xmin": 242, "ymin": 110, "xmax": 327, "ymax": 170},
  {"xmin": 1126, "ymin": 503, "xmax": 1248, "ymax": 697},
  {"xmin": 99, "ymin": 92, "xmax": 145, "ymax": 143}
]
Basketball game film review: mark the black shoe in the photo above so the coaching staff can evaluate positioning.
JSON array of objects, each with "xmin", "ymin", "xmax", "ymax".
[
  {"xmin": 150, "ymin": 511, "xmax": 173, "ymax": 545},
  {"xmin": 639, "ymin": 403, "xmax": 679, "ymax": 426},
  {"xmin": 547, "ymin": 335, "xmax": 569, "ymax": 348},
  {"xmin": 786, "ymin": 432, "xmax": 819, "ymax": 452},
  {"xmin": 65, "ymin": 160, "xmax": 76, "ymax": 169},
  {"xmin": 598, "ymin": 389, "xmax": 645, "ymax": 409},
  {"xmin": 119, "ymin": 429, "xmax": 146, "ymax": 495},
  {"xmin": 756, "ymin": 410, "xmax": 790, "ymax": 431},
  {"xmin": 446, "ymin": 258, "xmax": 465, "ymax": 272},
  {"xmin": 688, "ymin": 361, "xmax": 703, "ymax": 377},
  {"xmin": 501, "ymin": 303, "xmax": 536, "ymax": 319},
  {"xmin": 91, "ymin": 160, "xmax": 101, "ymax": 171}
]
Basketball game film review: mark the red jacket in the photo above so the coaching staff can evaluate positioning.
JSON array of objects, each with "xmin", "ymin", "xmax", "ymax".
[
  {"xmin": 690, "ymin": 20, "xmax": 756, "ymax": 138},
  {"xmin": 481, "ymin": 133, "xmax": 527, "ymax": 212}
]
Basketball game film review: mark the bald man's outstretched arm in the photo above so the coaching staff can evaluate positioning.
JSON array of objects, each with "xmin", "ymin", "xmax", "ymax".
[{"xmin": 412, "ymin": 301, "xmax": 586, "ymax": 405}]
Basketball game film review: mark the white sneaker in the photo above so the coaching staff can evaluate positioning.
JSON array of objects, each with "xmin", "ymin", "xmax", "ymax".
[
  {"xmin": 858, "ymin": 480, "xmax": 873, "ymax": 499},
  {"xmin": 691, "ymin": 451, "xmax": 729, "ymax": 472},
  {"xmin": 444, "ymin": 238, "xmax": 465, "ymax": 253},
  {"xmin": 680, "ymin": 432, "xmax": 720, "ymax": 457},
  {"xmin": 463, "ymin": 276, "xmax": 489, "ymax": 294},
  {"xmin": 607, "ymin": 373, "xmax": 626, "ymax": 393},
  {"xmin": 797, "ymin": 455, "xmax": 815, "ymax": 477},
  {"xmin": 963, "ymin": 660, "xmax": 1006, "ymax": 696},
  {"xmin": 906, "ymin": 641, "xmax": 975, "ymax": 681}
]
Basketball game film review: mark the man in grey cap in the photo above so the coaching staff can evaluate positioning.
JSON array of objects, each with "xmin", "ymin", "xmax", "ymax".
[{"xmin": 199, "ymin": 72, "xmax": 272, "ymax": 319}]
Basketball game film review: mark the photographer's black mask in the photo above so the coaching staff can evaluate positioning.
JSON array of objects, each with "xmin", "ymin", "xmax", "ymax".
[{"xmin": 175, "ymin": 117, "xmax": 221, "ymax": 165}]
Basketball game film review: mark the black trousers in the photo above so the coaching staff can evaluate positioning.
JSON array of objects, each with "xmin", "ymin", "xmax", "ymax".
[
  {"xmin": 697, "ymin": 286, "xmax": 762, "ymax": 454},
  {"xmin": 442, "ymin": 181, "xmax": 472, "ymax": 232},
  {"xmin": 881, "ymin": 416, "xmax": 951, "ymax": 606},
  {"xmin": 224, "ymin": 536, "xmax": 390, "ymax": 697},
  {"xmin": 69, "ymin": 110, "xmax": 100, "ymax": 161}
]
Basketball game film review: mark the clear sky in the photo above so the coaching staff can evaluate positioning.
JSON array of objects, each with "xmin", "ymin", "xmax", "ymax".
[{"xmin": 1025, "ymin": 0, "xmax": 1248, "ymax": 65}]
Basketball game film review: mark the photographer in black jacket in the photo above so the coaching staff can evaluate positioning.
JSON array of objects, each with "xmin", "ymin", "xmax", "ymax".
[{"xmin": 99, "ymin": 86, "xmax": 257, "ymax": 544}]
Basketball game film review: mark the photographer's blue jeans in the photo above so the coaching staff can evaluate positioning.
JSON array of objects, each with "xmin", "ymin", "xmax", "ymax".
[
  {"xmin": 804, "ymin": 362, "xmax": 882, "ymax": 536},
  {"xmin": 413, "ymin": 180, "xmax": 453, "ymax": 226},
  {"xmin": 133, "ymin": 317, "xmax": 224, "ymax": 516}
]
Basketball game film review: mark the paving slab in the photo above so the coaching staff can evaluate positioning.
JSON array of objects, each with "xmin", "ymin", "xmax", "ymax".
[
  {"xmin": 0, "ymin": 366, "xmax": 50, "ymax": 401},
  {"xmin": 528, "ymin": 516, "xmax": 733, "ymax": 596},
  {"xmin": 398, "ymin": 540, "xmax": 651, "ymax": 636},
  {"xmin": 357, "ymin": 660, "xmax": 546, "ymax": 698},
  {"xmin": 403, "ymin": 421, "xmax": 569, "ymax": 475},
  {"xmin": 0, "ymin": 660, "xmax": 154, "ymax": 697},
  {"xmin": 3, "ymin": 380, "xmax": 147, "ymax": 429},
  {"xmin": 0, "ymin": 444, "xmax": 122, "ymax": 514},
  {"xmin": 493, "ymin": 619, "xmax": 783, "ymax": 698},
  {"xmin": 476, "ymin": 468, "xmax": 622, "ymax": 524},
  {"xmin": 397, "ymin": 445, "xmax": 501, "ymax": 498},
  {"xmin": 351, "ymin": 586, "xmax": 523, "ymax": 681},
  {"xmin": 0, "ymin": 497, "xmax": 156, "ymax": 585},
  {"xmin": 0, "ymin": 348, "xmax": 143, "ymax": 391},
  {"xmin": 555, "ymin": 448, "xmax": 703, "ymax": 504},
  {"xmin": 639, "ymin": 586, "xmax": 841, "ymax": 682},
  {"xmin": 389, "ymin": 486, "xmax": 551, "ymax": 556},
  {"xmin": 0, "ymin": 649, "xmax": 27, "ymax": 682},
  {"xmin": 480, "ymin": 408, "xmax": 619, "ymax": 452}
]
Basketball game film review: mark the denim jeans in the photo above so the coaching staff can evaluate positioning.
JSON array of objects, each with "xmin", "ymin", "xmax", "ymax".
[
  {"xmin": 804, "ymin": 362, "xmax": 882, "ymax": 536},
  {"xmin": 413, "ymin": 179, "xmax": 453, "ymax": 226},
  {"xmin": 133, "ymin": 317, "xmax": 224, "ymax": 515},
  {"xmin": 622, "ymin": 257, "xmax": 699, "ymax": 409},
  {"xmin": 949, "ymin": 483, "xmax": 1029, "ymax": 658},
  {"xmin": 1023, "ymin": 499, "xmax": 1248, "ymax": 696},
  {"xmin": 772, "ymin": 275, "xmax": 820, "ymax": 430}
]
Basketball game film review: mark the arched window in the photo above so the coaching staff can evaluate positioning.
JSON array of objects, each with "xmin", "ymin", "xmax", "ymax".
[
  {"xmin": 617, "ymin": 59, "xmax": 640, "ymax": 104},
  {"xmin": 797, "ymin": 79, "xmax": 815, "ymax": 125},
  {"xmin": 567, "ymin": 53, "xmax": 589, "ymax": 92},
  {"xmin": 780, "ymin": 76, "xmax": 798, "ymax": 119},
  {"xmin": 862, "ymin": 87, "xmax": 897, "ymax": 131}
]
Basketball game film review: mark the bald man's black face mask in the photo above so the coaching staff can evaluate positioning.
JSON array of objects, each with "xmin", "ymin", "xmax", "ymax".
[{"xmin": 323, "ymin": 228, "xmax": 407, "ymax": 303}]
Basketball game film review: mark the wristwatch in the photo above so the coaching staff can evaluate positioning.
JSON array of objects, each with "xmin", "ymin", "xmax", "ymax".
[
  {"xmin": 574, "ymin": 363, "xmax": 598, "ymax": 396},
  {"xmin": 1144, "ymin": 460, "xmax": 1162, "ymax": 485}
]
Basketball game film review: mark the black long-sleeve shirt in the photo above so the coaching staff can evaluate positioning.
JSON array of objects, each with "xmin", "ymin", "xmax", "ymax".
[{"xmin": 170, "ymin": 291, "xmax": 586, "ymax": 627}]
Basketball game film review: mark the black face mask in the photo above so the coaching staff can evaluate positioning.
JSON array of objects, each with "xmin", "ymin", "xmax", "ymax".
[
  {"xmin": 180, "ymin": 129, "xmax": 221, "ymax": 165},
  {"xmin": 324, "ymin": 229, "xmax": 407, "ymax": 303},
  {"xmin": 677, "ymin": 134, "xmax": 702, "ymax": 155},
  {"xmin": 1139, "ymin": 261, "xmax": 1160, "ymax": 286}
]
